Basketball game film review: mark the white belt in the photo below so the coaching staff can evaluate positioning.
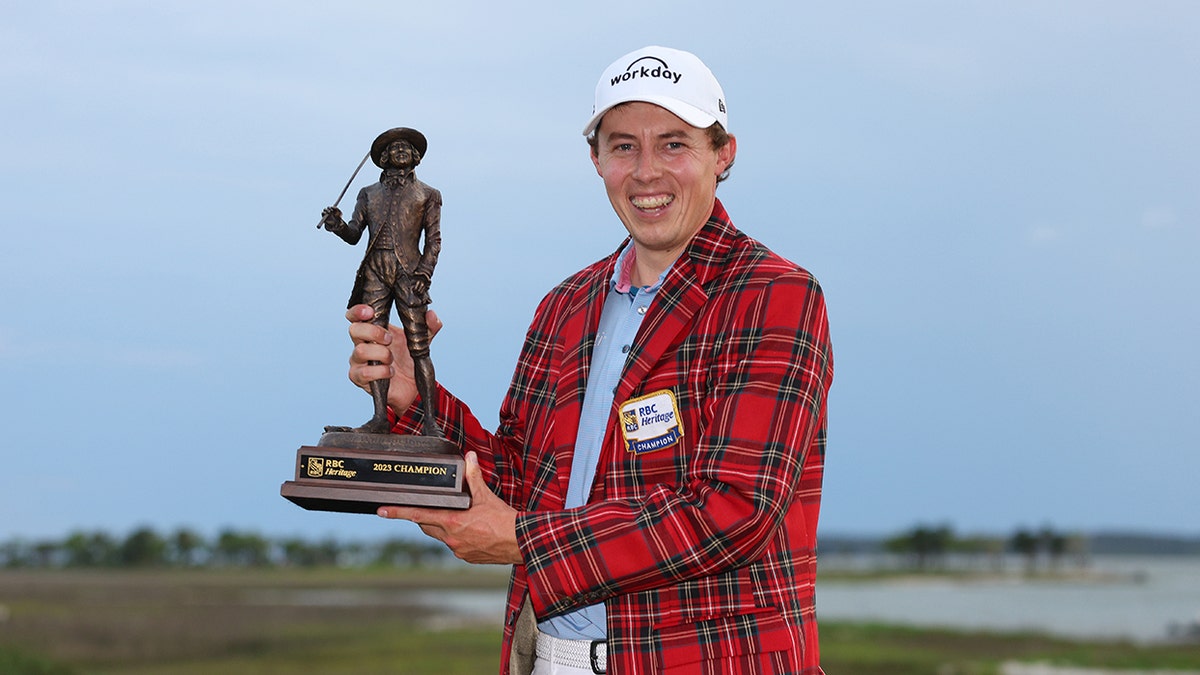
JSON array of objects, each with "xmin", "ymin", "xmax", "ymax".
[{"xmin": 535, "ymin": 630, "xmax": 607, "ymax": 674}]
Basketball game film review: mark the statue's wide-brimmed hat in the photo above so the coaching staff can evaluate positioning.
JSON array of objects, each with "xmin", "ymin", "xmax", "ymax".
[{"xmin": 370, "ymin": 127, "xmax": 427, "ymax": 167}]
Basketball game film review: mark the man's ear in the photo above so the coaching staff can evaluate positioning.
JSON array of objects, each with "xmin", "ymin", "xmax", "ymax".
[
  {"xmin": 717, "ymin": 134, "xmax": 737, "ymax": 176},
  {"xmin": 590, "ymin": 145, "xmax": 602, "ymax": 176}
]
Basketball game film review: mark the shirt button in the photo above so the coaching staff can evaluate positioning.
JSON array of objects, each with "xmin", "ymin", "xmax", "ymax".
[
  {"xmin": 621, "ymin": 345, "xmax": 630, "ymax": 354},
  {"xmin": 637, "ymin": 306, "xmax": 648, "ymax": 315}
]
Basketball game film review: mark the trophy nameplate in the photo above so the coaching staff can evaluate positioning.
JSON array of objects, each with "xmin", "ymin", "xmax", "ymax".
[{"xmin": 282, "ymin": 432, "xmax": 469, "ymax": 513}]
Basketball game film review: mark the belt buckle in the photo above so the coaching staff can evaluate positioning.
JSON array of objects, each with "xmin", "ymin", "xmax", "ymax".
[{"xmin": 589, "ymin": 639, "xmax": 606, "ymax": 674}]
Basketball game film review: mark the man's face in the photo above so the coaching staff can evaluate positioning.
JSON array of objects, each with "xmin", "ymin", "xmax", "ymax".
[
  {"xmin": 384, "ymin": 141, "xmax": 416, "ymax": 169},
  {"xmin": 591, "ymin": 102, "xmax": 736, "ymax": 267}
]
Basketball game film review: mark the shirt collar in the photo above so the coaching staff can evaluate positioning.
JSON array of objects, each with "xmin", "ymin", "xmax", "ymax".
[{"xmin": 610, "ymin": 242, "xmax": 671, "ymax": 295}]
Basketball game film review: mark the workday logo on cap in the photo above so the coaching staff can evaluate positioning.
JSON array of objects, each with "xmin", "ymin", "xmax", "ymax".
[
  {"xmin": 582, "ymin": 46, "xmax": 728, "ymax": 136},
  {"xmin": 610, "ymin": 55, "xmax": 685, "ymax": 87}
]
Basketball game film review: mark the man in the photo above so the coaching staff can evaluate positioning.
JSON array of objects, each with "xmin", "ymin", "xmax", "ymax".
[
  {"xmin": 322, "ymin": 127, "xmax": 443, "ymax": 437},
  {"xmin": 347, "ymin": 46, "xmax": 833, "ymax": 674}
]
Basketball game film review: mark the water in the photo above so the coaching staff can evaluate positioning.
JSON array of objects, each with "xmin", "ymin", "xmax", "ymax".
[
  {"xmin": 244, "ymin": 586, "xmax": 507, "ymax": 626},
  {"xmin": 408, "ymin": 588, "xmax": 507, "ymax": 625},
  {"xmin": 244, "ymin": 556, "xmax": 1200, "ymax": 643},
  {"xmin": 816, "ymin": 555, "xmax": 1200, "ymax": 643}
]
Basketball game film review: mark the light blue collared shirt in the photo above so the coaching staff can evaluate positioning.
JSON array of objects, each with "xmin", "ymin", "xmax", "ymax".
[{"xmin": 538, "ymin": 243, "xmax": 669, "ymax": 640}]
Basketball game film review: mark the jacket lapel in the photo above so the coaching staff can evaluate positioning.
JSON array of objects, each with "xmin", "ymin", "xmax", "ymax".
[
  {"xmin": 612, "ymin": 270, "xmax": 707, "ymax": 409},
  {"xmin": 613, "ymin": 203, "xmax": 734, "ymax": 408}
]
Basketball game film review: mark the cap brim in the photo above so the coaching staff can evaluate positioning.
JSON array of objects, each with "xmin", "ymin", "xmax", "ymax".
[{"xmin": 582, "ymin": 95, "xmax": 719, "ymax": 136}]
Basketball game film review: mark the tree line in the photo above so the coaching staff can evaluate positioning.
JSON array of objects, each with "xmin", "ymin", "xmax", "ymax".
[
  {"xmin": 880, "ymin": 523, "xmax": 1088, "ymax": 573},
  {"xmin": 0, "ymin": 523, "xmax": 1115, "ymax": 572},
  {"xmin": 0, "ymin": 526, "xmax": 451, "ymax": 570}
]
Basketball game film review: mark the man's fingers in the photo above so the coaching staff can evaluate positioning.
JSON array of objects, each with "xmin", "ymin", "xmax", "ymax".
[
  {"xmin": 345, "ymin": 304, "xmax": 375, "ymax": 322},
  {"xmin": 377, "ymin": 504, "xmax": 446, "ymax": 529},
  {"xmin": 349, "ymin": 362, "xmax": 392, "ymax": 388},
  {"xmin": 377, "ymin": 505, "xmax": 412, "ymax": 520},
  {"xmin": 351, "ymin": 339, "xmax": 393, "ymax": 362},
  {"xmin": 464, "ymin": 452, "xmax": 491, "ymax": 502}
]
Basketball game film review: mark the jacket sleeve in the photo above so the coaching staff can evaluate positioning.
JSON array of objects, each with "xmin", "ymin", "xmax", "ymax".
[
  {"xmin": 516, "ymin": 269, "xmax": 833, "ymax": 620},
  {"xmin": 389, "ymin": 288, "xmax": 568, "ymax": 510},
  {"xmin": 389, "ymin": 382, "xmax": 528, "ymax": 511}
]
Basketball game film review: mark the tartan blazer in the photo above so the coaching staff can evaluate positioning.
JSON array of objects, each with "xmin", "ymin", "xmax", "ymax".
[{"xmin": 409, "ymin": 200, "xmax": 832, "ymax": 674}]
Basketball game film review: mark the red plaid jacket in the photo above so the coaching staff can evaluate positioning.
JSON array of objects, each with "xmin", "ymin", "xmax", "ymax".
[{"xmin": 407, "ymin": 200, "xmax": 832, "ymax": 673}]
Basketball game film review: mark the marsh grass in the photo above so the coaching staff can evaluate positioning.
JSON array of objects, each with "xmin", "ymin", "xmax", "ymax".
[
  {"xmin": 0, "ymin": 568, "xmax": 505, "ymax": 673},
  {"xmin": 2, "ymin": 569, "xmax": 1198, "ymax": 674}
]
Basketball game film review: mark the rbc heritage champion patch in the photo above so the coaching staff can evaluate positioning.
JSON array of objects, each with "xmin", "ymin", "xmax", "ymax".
[{"xmin": 619, "ymin": 389, "xmax": 684, "ymax": 454}]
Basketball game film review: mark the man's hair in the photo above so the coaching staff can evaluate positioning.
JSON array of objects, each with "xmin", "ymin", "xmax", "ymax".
[{"xmin": 587, "ymin": 117, "xmax": 735, "ymax": 184}]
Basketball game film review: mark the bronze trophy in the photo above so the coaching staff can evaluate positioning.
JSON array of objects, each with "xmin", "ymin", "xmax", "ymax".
[{"xmin": 281, "ymin": 128, "xmax": 470, "ymax": 513}]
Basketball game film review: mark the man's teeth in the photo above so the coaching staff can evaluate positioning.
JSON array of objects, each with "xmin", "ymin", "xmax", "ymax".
[{"xmin": 631, "ymin": 195, "xmax": 673, "ymax": 209}]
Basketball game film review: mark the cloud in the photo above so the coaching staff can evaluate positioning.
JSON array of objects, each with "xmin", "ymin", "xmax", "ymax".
[
  {"xmin": 1027, "ymin": 225, "xmax": 1063, "ymax": 245},
  {"xmin": 1140, "ymin": 206, "xmax": 1178, "ymax": 230},
  {"xmin": 107, "ymin": 347, "xmax": 205, "ymax": 370},
  {"xmin": 0, "ymin": 328, "xmax": 202, "ymax": 371},
  {"xmin": 0, "ymin": 327, "xmax": 35, "ymax": 362}
]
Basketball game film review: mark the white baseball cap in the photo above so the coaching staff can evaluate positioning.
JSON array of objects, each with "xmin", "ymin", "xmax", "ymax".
[{"xmin": 582, "ymin": 45, "xmax": 728, "ymax": 137}]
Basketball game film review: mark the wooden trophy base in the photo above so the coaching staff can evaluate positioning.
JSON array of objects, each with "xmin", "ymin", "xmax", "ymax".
[{"xmin": 281, "ymin": 430, "xmax": 470, "ymax": 514}]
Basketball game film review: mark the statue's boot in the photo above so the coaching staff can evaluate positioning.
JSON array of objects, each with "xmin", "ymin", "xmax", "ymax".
[
  {"xmin": 354, "ymin": 378, "xmax": 393, "ymax": 434},
  {"xmin": 414, "ymin": 357, "xmax": 447, "ymax": 439}
]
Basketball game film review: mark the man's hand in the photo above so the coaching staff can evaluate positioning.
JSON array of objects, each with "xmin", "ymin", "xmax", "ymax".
[
  {"xmin": 377, "ymin": 452, "xmax": 522, "ymax": 565},
  {"xmin": 346, "ymin": 304, "xmax": 442, "ymax": 412}
]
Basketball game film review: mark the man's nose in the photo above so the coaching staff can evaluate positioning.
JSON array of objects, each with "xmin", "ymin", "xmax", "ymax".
[{"xmin": 634, "ymin": 151, "xmax": 664, "ymax": 182}]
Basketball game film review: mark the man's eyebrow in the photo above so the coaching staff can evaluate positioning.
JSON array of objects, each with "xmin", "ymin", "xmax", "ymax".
[
  {"xmin": 657, "ymin": 130, "xmax": 694, "ymax": 143},
  {"xmin": 604, "ymin": 129, "xmax": 692, "ymax": 142}
]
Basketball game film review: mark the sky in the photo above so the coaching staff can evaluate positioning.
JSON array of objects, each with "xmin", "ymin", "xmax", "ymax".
[{"xmin": 1, "ymin": 1, "xmax": 1197, "ymax": 543}]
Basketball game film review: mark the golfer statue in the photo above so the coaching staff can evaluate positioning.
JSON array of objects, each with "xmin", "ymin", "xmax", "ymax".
[{"xmin": 319, "ymin": 127, "xmax": 444, "ymax": 438}]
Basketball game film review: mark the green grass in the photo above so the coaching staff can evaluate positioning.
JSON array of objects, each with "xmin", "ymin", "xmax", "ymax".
[
  {"xmin": 80, "ymin": 625, "xmax": 502, "ymax": 675},
  {"xmin": 0, "ymin": 646, "xmax": 76, "ymax": 675},
  {"xmin": 820, "ymin": 621, "xmax": 1200, "ymax": 674}
]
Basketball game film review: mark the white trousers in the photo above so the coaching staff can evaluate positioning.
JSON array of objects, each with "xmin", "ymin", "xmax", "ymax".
[{"xmin": 531, "ymin": 657, "xmax": 594, "ymax": 675}]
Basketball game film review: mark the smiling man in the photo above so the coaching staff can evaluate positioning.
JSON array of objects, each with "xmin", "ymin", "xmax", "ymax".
[{"xmin": 346, "ymin": 46, "xmax": 833, "ymax": 674}]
